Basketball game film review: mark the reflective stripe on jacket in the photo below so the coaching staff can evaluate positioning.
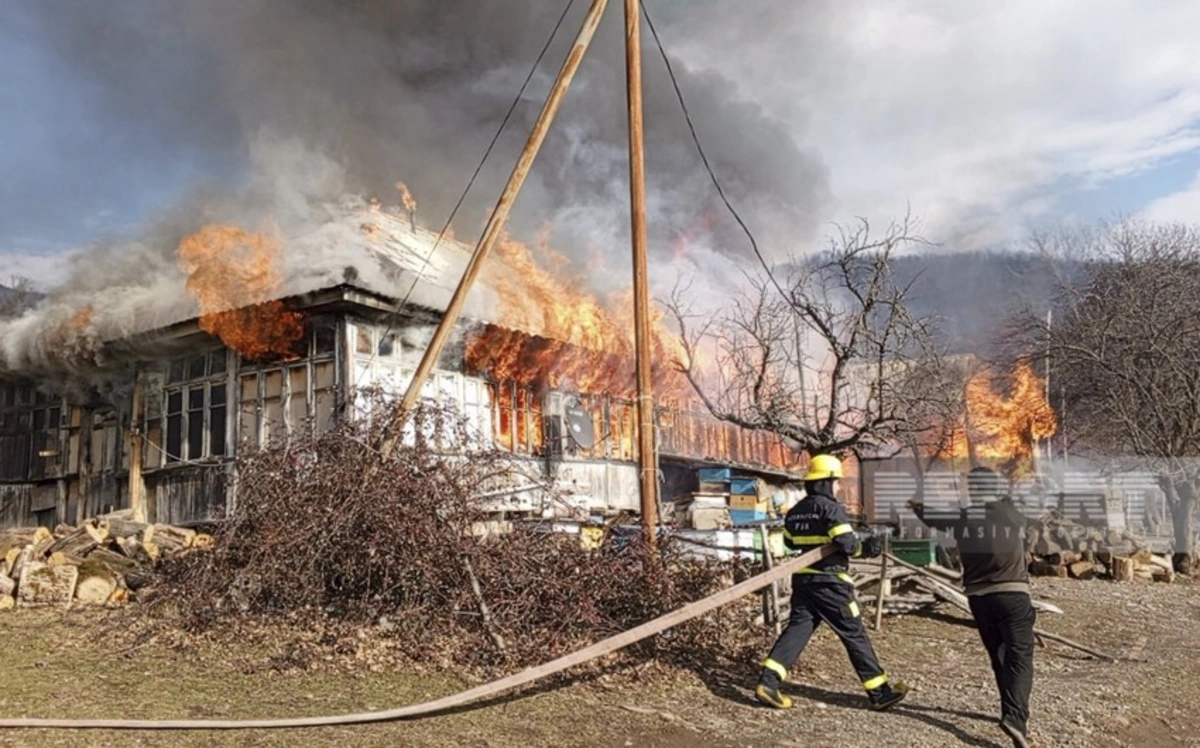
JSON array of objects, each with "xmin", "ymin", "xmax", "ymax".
[{"xmin": 783, "ymin": 490, "xmax": 861, "ymax": 580}]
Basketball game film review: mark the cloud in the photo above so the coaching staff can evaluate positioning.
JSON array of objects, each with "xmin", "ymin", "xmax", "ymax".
[
  {"xmin": 664, "ymin": 0, "xmax": 1200, "ymax": 247},
  {"xmin": 1141, "ymin": 170, "xmax": 1200, "ymax": 224}
]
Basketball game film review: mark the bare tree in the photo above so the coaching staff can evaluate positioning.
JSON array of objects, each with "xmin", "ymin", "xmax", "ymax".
[
  {"xmin": 1018, "ymin": 220, "xmax": 1200, "ymax": 571},
  {"xmin": 0, "ymin": 276, "xmax": 39, "ymax": 319},
  {"xmin": 666, "ymin": 218, "xmax": 961, "ymax": 465}
]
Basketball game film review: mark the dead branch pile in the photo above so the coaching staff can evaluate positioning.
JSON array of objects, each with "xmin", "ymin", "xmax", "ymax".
[
  {"xmin": 0, "ymin": 515, "xmax": 202, "ymax": 609},
  {"xmin": 146, "ymin": 402, "xmax": 758, "ymax": 671},
  {"xmin": 1025, "ymin": 511, "xmax": 1174, "ymax": 582}
]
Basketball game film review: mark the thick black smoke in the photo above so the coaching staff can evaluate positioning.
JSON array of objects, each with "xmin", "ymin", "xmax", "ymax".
[{"xmin": 19, "ymin": 0, "xmax": 829, "ymax": 280}]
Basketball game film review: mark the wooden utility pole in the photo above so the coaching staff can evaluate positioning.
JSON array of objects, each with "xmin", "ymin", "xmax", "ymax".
[
  {"xmin": 625, "ymin": 0, "xmax": 659, "ymax": 548},
  {"xmin": 381, "ymin": 0, "xmax": 611, "ymax": 460},
  {"xmin": 128, "ymin": 371, "xmax": 146, "ymax": 523}
]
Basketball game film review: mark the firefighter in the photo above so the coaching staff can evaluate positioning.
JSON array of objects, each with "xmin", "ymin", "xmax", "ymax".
[
  {"xmin": 755, "ymin": 454, "xmax": 909, "ymax": 711},
  {"xmin": 909, "ymin": 466, "xmax": 1034, "ymax": 748}
]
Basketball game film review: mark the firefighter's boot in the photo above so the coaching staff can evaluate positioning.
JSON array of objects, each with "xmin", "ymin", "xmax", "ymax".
[
  {"xmin": 754, "ymin": 670, "xmax": 793, "ymax": 709},
  {"xmin": 867, "ymin": 679, "xmax": 909, "ymax": 712}
]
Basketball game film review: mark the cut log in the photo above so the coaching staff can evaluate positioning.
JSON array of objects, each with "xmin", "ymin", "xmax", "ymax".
[
  {"xmin": 115, "ymin": 536, "xmax": 141, "ymax": 559},
  {"xmin": 45, "ymin": 528, "xmax": 99, "ymax": 560},
  {"xmin": 0, "ymin": 574, "xmax": 14, "ymax": 597},
  {"xmin": 1047, "ymin": 551, "xmax": 1081, "ymax": 566},
  {"xmin": 140, "ymin": 541, "xmax": 161, "ymax": 563},
  {"xmin": 84, "ymin": 520, "xmax": 110, "ymax": 546},
  {"xmin": 1068, "ymin": 560, "xmax": 1096, "ymax": 580},
  {"xmin": 1151, "ymin": 566, "xmax": 1175, "ymax": 583},
  {"xmin": 9, "ymin": 545, "xmax": 33, "ymax": 583},
  {"xmin": 1034, "ymin": 538, "xmax": 1063, "ymax": 556},
  {"xmin": 31, "ymin": 528, "xmax": 55, "ymax": 557},
  {"xmin": 107, "ymin": 587, "xmax": 130, "ymax": 605},
  {"xmin": 154, "ymin": 524, "xmax": 197, "ymax": 547},
  {"xmin": 0, "ymin": 528, "xmax": 38, "ymax": 558},
  {"xmin": 46, "ymin": 552, "xmax": 72, "ymax": 567},
  {"xmin": 1030, "ymin": 561, "xmax": 1068, "ymax": 578},
  {"xmin": 0, "ymin": 594, "xmax": 14, "ymax": 611},
  {"xmin": 3, "ymin": 547, "xmax": 18, "ymax": 577},
  {"xmin": 17, "ymin": 562, "xmax": 78, "ymax": 607},
  {"xmin": 85, "ymin": 547, "xmax": 138, "ymax": 573},
  {"xmin": 123, "ymin": 568, "xmax": 153, "ymax": 591},
  {"xmin": 74, "ymin": 560, "xmax": 118, "ymax": 605},
  {"xmin": 1111, "ymin": 556, "xmax": 1135, "ymax": 582},
  {"xmin": 192, "ymin": 534, "xmax": 214, "ymax": 549},
  {"xmin": 106, "ymin": 518, "xmax": 148, "ymax": 540}
]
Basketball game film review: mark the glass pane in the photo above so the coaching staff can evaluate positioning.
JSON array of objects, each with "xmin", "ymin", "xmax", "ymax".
[
  {"xmin": 167, "ymin": 391, "xmax": 183, "ymax": 415},
  {"xmin": 187, "ymin": 355, "xmax": 207, "ymax": 380},
  {"xmin": 288, "ymin": 367, "xmax": 307, "ymax": 396},
  {"xmin": 166, "ymin": 414, "xmax": 183, "ymax": 463},
  {"xmin": 240, "ymin": 374, "xmax": 258, "ymax": 401},
  {"xmin": 313, "ymin": 322, "xmax": 337, "ymax": 355},
  {"xmin": 209, "ymin": 350, "xmax": 228, "ymax": 376},
  {"xmin": 188, "ymin": 389, "xmax": 205, "ymax": 411},
  {"xmin": 32, "ymin": 410, "xmax": 45, "ymax": 431},
  {"xmin": 378, "ymin": 332, "xmax": 396, "ymax": 357},
  {"xmin": 264, "ymin": 398, "xmax": 285, "ymax": 444},
  {"xmin": 314, "ymin": 362, "xmax": 335, "ymax": 389},
  {"xmin": 355, "ymin": 325, "xmax": 373, "ymax": 355},
  {"xmin": 210, "ymin": 384, "xmax": 226, "ymax": 407},
  {"xmin": 264, "ymin": 370, "xmax": 283, "ymax": 398},
  {"xmin": 187, "ymin": 410, "xmax": 204, "ymax": 459},
  {"xmin": 210, "ymin": 406, "xmax": 226, "ymax": 457},
  {"xmin": 168, "ymin": 358, "xmax": 185, "ymax": 384},
  {"xmin": 143, "ymin": 424, "xmax": 161, "ymax": 469}
]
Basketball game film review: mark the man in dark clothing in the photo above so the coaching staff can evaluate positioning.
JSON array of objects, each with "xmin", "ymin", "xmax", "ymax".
[
  {"xmin": 909, "ymin": 466, "xmax": 1035, "ymax": 748},
  {"xmin": 755, "ymin": 454, "xmax": 908, "ymax": 712}
]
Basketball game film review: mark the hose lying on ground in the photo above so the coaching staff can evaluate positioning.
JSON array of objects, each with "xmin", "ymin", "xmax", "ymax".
[{"xmin": 0, "ymin": 545, "xmax": 836, "ymax": 731}]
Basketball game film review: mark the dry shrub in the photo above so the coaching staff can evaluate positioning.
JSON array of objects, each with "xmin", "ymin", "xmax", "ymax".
[{"xmin": 150, "ymin": 398, "xmax": 762, "ymax": 672}]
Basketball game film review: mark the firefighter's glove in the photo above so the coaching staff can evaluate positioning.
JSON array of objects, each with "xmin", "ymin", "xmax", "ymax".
[{"xmin": 859, "ymin": 530, "xmax": 883, "ymax": 559}]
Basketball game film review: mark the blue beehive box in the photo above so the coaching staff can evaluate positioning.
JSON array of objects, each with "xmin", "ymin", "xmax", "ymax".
[
  {"xmin": 730, "ymin": 477, "xmax": 758, "ymax": 496},
  {"xmin": 698, "ymin": 467, "xmax": 732, "ymax": 482},
  {"xmin": 729, "ymin": 508, "xmax": 769, "ymax": 525}
]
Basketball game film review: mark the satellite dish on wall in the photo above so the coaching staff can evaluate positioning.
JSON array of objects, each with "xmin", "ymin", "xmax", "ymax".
[{"xmin": 563, "ymin": 395, "xmax": 596, "ymax": 450}]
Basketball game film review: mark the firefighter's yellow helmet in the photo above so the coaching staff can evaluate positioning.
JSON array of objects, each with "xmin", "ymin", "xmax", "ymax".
[{"xmin": 802, "ymin": 454, "xmax": 843, "ymax": 481}]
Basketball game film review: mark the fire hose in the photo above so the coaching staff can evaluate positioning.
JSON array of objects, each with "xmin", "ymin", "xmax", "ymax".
[{"xmin": 0, "ymin": 545, "xmax": 836, "ymax": 731}]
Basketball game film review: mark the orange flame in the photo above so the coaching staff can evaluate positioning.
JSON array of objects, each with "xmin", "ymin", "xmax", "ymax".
[
  {"xmin": 396, "ymin": 182, "xmax": 417, "ymax": 213},
  {"xmin": 465, "ymin": 231, "xmax": 692, "ymax": 401},
  {"xmin": 940, "ymin": 360, "xmax": 1057, "ymax": 474},
  {"xmin": 177, "ymin": 225, "xmax": 305, "ymax": 360}
]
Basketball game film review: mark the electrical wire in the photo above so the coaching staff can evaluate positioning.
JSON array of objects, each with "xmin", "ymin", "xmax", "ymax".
[
  {"xmin": 354, "ymin": 0, "xmax": 579, "ymax": 388},
  {"xmin": 639, "ymin": 0, "xmax": 792, "ymax": 305}
]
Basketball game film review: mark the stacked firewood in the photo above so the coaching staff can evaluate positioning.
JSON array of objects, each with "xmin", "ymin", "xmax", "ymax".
[
  {"xmin": 1025, "ymin": 513, "xmax": 1174, "ymax": 582},
  {"xmin": 0, "ymin": 513, "xmax": 211, "ymax": 609}
]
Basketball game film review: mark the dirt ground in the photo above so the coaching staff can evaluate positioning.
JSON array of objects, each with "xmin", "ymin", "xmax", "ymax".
[{"xmin": 2, "ymin": 577, "xmax": 1198, "ymax": 748}]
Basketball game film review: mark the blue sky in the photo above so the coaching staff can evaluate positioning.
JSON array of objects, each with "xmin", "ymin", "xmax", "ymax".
[{"xmin": 5, "ymin": 0, "xmax": 1200, "ymax": 285}]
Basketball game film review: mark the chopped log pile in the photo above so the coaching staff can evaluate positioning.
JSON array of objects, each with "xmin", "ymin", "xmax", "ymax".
[
  {"xmin": 0, "ymin": 513, "xmax": 211, "ymax": 609},
  {"xmin": 1025, "ymin": 512, "xmax": 1175, "ymax": 583}
]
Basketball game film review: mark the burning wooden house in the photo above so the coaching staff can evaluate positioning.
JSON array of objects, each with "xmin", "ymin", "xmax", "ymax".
[{"xmin": 0, "ymin": 202, "xmax": 799, "ymax": 529}]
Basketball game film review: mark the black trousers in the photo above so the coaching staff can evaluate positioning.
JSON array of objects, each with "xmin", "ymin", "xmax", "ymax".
[
  {"xmin": 764, "ymin": 578, "xmax": 887, "ymax": 691},
  {"xmin": 968, "ymin": 591, "xmax": 1036, "ymax": 731}
]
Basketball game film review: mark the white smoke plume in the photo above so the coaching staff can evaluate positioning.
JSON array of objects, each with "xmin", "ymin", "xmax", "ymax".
[{"xmin": 2, "ymin": 0, "xmax": 830, "ymax": 392}]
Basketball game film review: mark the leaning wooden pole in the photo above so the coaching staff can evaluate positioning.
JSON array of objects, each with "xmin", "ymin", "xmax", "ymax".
[
  {"xmin": 625, "ymin": 0, "xmax": 659, "ymax": 547},
  {"xmin": 379, "ymin": 0, "xmax": 611, "ymax": 460}
]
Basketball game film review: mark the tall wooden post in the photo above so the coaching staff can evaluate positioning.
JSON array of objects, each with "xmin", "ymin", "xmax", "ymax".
[
  {"xmin": 625, "ymin": 0, "xmax": 659, "ymax": 548},
  {"xmin": 381, "ymin": 0, "xmax": 611, "ymax": 461},
  {"xmin": 128, "ymin": 371, "xmax": 146, "ymax": 523}
]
